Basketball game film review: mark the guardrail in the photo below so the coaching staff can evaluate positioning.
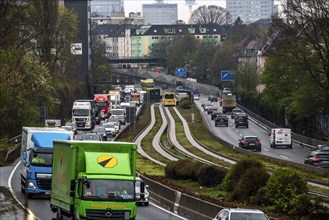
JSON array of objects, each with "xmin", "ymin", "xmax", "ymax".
[
  {"xmin": 5, "ymin": 134, "xmax": 22, "ymax": 161},
  {"xmin": 237, "ymin": 104, "xmax": 328, "ymax": 150}
]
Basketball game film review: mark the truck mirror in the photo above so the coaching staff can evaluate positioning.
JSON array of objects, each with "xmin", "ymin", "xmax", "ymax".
[
  {"xmin": 81, "ymin": 177, "xmax": 90, "ymax": 188},
  {"xmin": 22, "ymin": 151, "xmax": 27, "ymax": 160}
]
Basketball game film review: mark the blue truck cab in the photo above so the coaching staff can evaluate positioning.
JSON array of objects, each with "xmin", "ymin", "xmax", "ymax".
[{"xmin": 20, "ymin": 128, "xmax": 72, "ymax": 198}]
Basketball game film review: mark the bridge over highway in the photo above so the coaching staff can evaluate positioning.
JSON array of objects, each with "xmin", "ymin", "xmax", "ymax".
[{"xmin": 108, "ymin": 68, "xmax": 220, "ymax": 95}]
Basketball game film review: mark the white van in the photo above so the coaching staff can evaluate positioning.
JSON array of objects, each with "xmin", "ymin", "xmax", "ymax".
[{"xmin": 270, "ymin": 128, "xmax": 292, "ymax": 149}]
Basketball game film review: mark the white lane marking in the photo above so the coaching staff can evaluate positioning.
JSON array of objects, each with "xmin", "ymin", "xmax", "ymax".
[
  {"xmin": 280, "ymin": 155, "xmax": 289, "ymax": 160},
  {"xmin": 263, "ymin": 148, "xmax": 269, "ymax": 152},
  {"xmin": 239, "ymin": 133, "xmax": 243, "ymax": 137},
  {"xmin": 8, "ymin": 161, "xmax": 38, "ymax": 219},
  {"xmin": 150, "ymin": 201, "xmax": 188, "ymax": 220}
]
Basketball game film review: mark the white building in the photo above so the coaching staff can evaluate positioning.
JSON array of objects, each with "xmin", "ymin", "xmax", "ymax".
[
  {"xmin": 142, "ymin": 0, "xmax": 178, "ymax": 25},
  {"xmin": 226, "ymin": 0, "xmax": 278, "ymax": 24}
]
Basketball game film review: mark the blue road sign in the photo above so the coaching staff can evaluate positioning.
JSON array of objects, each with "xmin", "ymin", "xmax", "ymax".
[
  {"xmin": 175, "ymin": 68, "xmax": 187, "ymax": 78},
  {"xmin": 221, "ymin": 70, "xmax": 235, "ymax": 81}
]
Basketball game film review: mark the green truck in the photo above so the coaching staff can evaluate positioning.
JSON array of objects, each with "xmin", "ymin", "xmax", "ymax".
[{"xmin": 50, "ymin": 140, "xmax": 139, "ymax": 220}]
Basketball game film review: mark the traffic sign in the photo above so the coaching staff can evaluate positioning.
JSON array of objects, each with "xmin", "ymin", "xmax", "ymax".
[
  {"xmin": 175, "ymin": 68, "xmax": 187, "ymax": 78},
  {"xmin": 220, "ymin": 70, "xmax": 235, "ymax": 81}
]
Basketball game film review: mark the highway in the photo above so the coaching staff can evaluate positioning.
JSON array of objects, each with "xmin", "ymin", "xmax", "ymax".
[
  {"xmin": 9, "ymin": 161, "xmax": 186, "ymax": 220},
  {"xmin": 194, "ymin": 95, "xmax": 312, "ymax": 165}
]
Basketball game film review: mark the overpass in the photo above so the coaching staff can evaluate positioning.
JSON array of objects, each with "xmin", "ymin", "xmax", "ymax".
[
  {"xmin": 106, "ymin": 69, "xmax": 220, "ymax": 96},
  {"xmin": 107, "ymin": 57, "xmax": 165, "ymax": 64}
]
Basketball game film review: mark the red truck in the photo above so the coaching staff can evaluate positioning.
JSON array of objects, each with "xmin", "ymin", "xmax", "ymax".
[{"xmin": 93, "ymin": 94, "xmax": 111, "ymax": 119}]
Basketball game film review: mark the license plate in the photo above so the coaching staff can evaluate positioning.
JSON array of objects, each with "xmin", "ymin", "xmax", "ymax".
[
  {"xmin": 45, "ymin": 192, "xmax": 51, "ymax": 195},
  {"xmin": 249, "ymin": 143, "xmax": 255, "ymax": 145}
]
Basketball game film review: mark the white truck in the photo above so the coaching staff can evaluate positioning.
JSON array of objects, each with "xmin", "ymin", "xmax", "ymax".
[
  {"xmin": 20, "ymin": 127, "xmax": 73, "ymax": 198},
  {"xmin": 269, "ymin": 128, "xmax": 292, "ymax": 149},
  {"xmin": 72, "ymin": 101, "xmax": 94, "ymax": 130}
]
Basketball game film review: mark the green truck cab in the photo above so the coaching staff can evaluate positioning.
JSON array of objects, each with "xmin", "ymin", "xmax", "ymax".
[{"xmin": 50, "ymin": 140, "xmax": 138, "ymax": 220}]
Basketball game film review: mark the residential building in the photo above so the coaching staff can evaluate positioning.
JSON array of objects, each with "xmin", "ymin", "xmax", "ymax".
[
  {"xmin": 143, "ymin": 0, "xmax": 178, "ymax": 25},
  {"xmin": 92, "ymin": 12, "xmax": 144, "ymax": 26},
  {"xmin": 226, "ymin": 0, "xmax": 278, "ymax": 24}
]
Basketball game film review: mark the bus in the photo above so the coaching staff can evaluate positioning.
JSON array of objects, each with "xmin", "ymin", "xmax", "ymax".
[
  {"xmin": 163, "ymin": 92, "xmax": 176, "ymax": 106},
  {"xmin": 140, "ymin": 79, "xmax": 154, "ymax": 91}
]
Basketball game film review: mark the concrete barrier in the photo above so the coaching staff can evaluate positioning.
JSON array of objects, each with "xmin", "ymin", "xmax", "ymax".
[{"xmin": 141, "ymin": 175, "xmax": 223, "ymax": 220}]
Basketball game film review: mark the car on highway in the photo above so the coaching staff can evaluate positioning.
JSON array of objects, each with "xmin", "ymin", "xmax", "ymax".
[
  {"xmin": 211, "ymin": 111, "xmax": 222, "ymax": 120},
  {"xmin": 64, "ymin": 122, "xmax": 77, "ymax": 134},
  {"xmin": 92, "ymin": 126, "xmax": 108, "ymax": 141},
  {"xmin": 238, "ymin": 136, "xmax": 262, "ymax": 152},
  {"xmin": 207, "ymin": 106, "xmax": 218, "ymax": 115},
  {"xmin": 213, "ymin": 208, "xmax": 269, "ymax": 220},
  {"xmin": 80, "ymin": 132, "xmax": 102, "ymax": 141},
  {"xmin": 107, "ymin": 121, "xmax": 120, "ymax": 134},
  {"xmin": 234, "ymin": 113, "xmax": 249, "ymax": 128},
  {"xmin": 215, "ymin": 115, "xmax": 228, "ymax": 127},
  {"xmin": 102, "ymin": 122, "xmax": 116, "ymax": 137},
  {"xmin": 162, "ymin": 84, "xmax": 168, "ymax": 89},
  {"xmin": 304, "ymin": 151, "xmax": 329, "ymax": 169},
  {"xmin": 135, "ymin": 177, "xmax": 150, "ymax": 206},
  {"xmin": 231, "ymin": 108, "xmax": 244, "ymax": 119},
  {"xmin": 204, "ymin": 103, "xmax": 213, "ymax": 112}
]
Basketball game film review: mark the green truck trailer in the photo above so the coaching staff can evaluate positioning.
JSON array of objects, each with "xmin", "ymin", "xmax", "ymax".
[{"xmin": 50, "ymin": 140, "xmax": 139, "ymax": 220}]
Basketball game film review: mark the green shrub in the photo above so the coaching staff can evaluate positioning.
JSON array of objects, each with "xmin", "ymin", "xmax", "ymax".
[
  {"xmin": 179, "ymin": 98, "xmax": 192, "ymax": 109},
  {"xmin": 221, "ymin": 158, "xmax": 264, "ymax": 192},
  {"xmin": 197, "ymin": 165, "xmax": 228, "ymax": 187},
  {"xmin": 265, "ymin": 168, "xmax": 309, "ymax": 215},
  {"xmin": 165, "ymin": 159, "xmax": 196, "ymax": 180},
  {"xmin": 230, "ymin": 167, "xmax": 270, "ymax": 202}
]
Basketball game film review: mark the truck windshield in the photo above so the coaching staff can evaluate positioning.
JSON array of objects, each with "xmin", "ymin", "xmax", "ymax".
[
  {"xmin": 30, "ymin": 152, "xmax": 52, "ymax": 167},
  {"xmin": 83, "ymin": 179, "xmax": 134, "ymax": 201},
  {"xmin": 111, "ymin": 110, "xmax": 124, "ymax": 115},
  {"xmin": 72, "ymin": 109, "xmax": 90, "ymax": 116}
]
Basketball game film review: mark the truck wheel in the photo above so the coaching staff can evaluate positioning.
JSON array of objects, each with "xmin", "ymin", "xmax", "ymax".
[
  {"xmin": 21, "ymin": 185, "xmax": 25, "ymax": 193},
  {"xmin": 288, "ymin": 144, "xmax": 292, "ymax": 149}
]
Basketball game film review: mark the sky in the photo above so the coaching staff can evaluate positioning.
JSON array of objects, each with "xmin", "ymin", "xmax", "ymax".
[{"xmin": 124, "ymin": 0, "xmax": 226, "ymax": 23}]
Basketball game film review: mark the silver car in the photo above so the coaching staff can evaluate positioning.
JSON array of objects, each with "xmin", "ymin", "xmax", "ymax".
[
  {"xmin": 213, "ymin": 208, "xmax": 269, "ymax": 220},
  {"xmin": 102, "ymin": 122, "xmax": 116, "ymax": 137},
  {"xmin": 135, "ymin": 177, "xmax": 149, "ymax": 206}
]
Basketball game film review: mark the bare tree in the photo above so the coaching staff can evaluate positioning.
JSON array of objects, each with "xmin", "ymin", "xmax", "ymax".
[
  {"xmin": 273, "ymin": 0, "xmax": 329, "ymax": 114},
  {"xmin": 188, "ymin": 5, "xmax": 231, "ymax": 25}
]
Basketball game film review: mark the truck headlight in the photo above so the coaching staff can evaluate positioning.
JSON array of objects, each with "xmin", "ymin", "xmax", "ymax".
[
  {"xmin": 28, "ymin": 182, "xmax": 36, "ymax": 188},
  {"xmin": 86, "ymin": 122, "xmax": 90, "ymax": 126}
]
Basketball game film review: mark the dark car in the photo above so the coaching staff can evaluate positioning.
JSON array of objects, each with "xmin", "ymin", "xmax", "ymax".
[
  {"xmin": 239, "ymin": 136, "xmax": 261, "ymax": 152},
  {"xmin": 215, "ymin": 115, "xmax": 228, "ymax": 127},
  {"xmin": 211, "ymin": 111, "xmax": 222, "ymax": 120},
  {"xmin": 304, "ymin": 151, "xmax": 329, "ymax": 169},
  {"xmin": 81, "ymin": 132, "xmax": 102, "ymax": 141},
  {"xmin": 207, "ymin": 106, "xmax": 218, "ymax": 115},
  {"xmin": 92, "ymin": 127, "xmax": 108, "ymax": 141},
  {"xmin": 208, "ymin": 95, "xmax": 217, "ymax": 102},
  {"xmin": 235, "ymin": 113, "xmax": 249, "ymax": 128}
]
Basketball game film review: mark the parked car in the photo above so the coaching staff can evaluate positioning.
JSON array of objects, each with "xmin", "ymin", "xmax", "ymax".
[
  {"xmin": 231, "ymin": 108, "xmax": 244, "ymax": 119},
  {"xmin": 92, "ymin": 127, "xmax": 108, "ymax": 141},
  {"xmin": 80, "ymin": 132, "xmax": 102, "ymax": 141},
  {"xmin": 102, "ymin": 122, "xmax": 116, "ymax": 137},
  {"xmin": 234, "ymin": 113, "xmax": 249, "ymax": 128},
  {"xmin": 215, "ymin": 115, "xmax": 228, "ymax": 127},
  {"xmin": 211, "ymin": 111, "xmax": 222, "ymax": 120},
  {"xmin": 239, "ymin": 136, "xmax": 262, "ymax": 152},
  {"xmin": 213, "ymin": 208, "xmax": 269, "ymax": 220},
  {"xmin": 135, "ymin": 177, "xmax": 150, "ymax": 206},
  {"xmin": 304, "ymin": 151, "xmax": 329, "ymax": 169}
]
